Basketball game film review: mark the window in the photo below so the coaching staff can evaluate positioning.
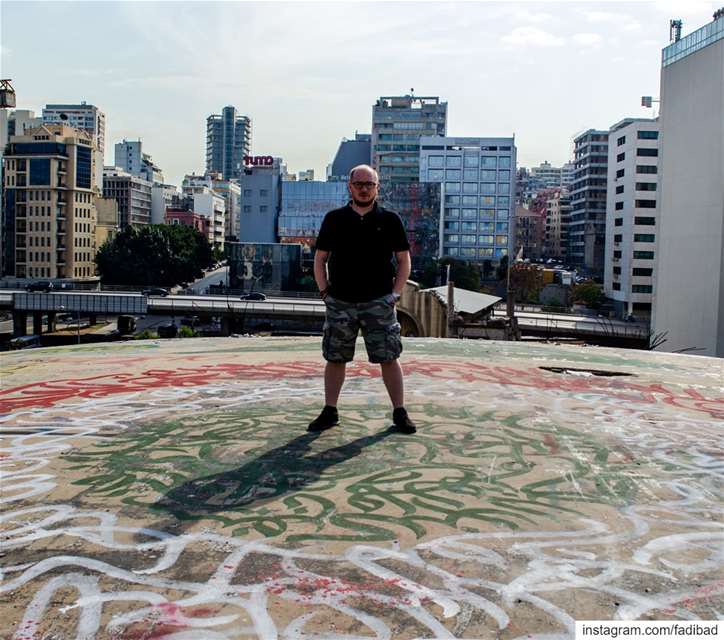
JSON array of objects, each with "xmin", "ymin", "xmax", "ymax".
[
  {"xmin": 617, "ymin": 152, "xmax": 625, "ymax": 162},
  {"xmin": 445, "ymin": 195, "xmax": 460, "ymax": 205},
  {"xmin": 260, "ymin": 205, "xmax": 268, "ymax": 213},
  {"xmin": 428, "ymin": 169, "xmax": 444, "ymax": 181},
  {"xmin": 633, "ymin": 268, "xmax": 653, "ymax": 276},
  {"xmin": 637, "ymin": 148, "xmax": 658, "ymax": 157},
  {"xmin": 446, "ymin": 208, "xmax": 460, "ymax": 219},
  {"xmin": 461, "ymin": 222, "xmax": 477, "ymax": 232},
  {"xmin": 461, "ymin": 195, "xmax": 477, "ymax": 206},
  {"xmin": 444, "ymin": 221, "xmax": 459, "ymax": 231},
  {"xmin": 480, "ymin": 209, "xmax": 495, "ymax": 219},
  {"xmin": 498, "ymin": 157, "xmax": 511, "ymax": 169},
  {"xmin": 480, "ymin": 170, "xmax": 496, "ymax": 181},
  {"xmin": 637, "ymin": 165, "xmax": 657, "ymax": 174},
  {"xmin": 632, "ymin": 285, "xmax": 653, "ymax": 293},
  {"xmin": 496, "ymin": 222, "xmax": 508, "ymax": 233},
  {"xmin": 496, "ymin": 209, "xmax": 509, "ymax": 220},
  {"xmin": 498, "ymin": 196, "xmax": 510, "ymax": 208},
  {"xmin": 445, "ymin": 182, "xmax": 460, "ymax": 194},
  {"xmin": 636, "ymin": 199, "xmax": 656, "ymax": 208},
  {"xmin": 479, "ymin": 222, "xmax": 494, "ymax": 233},
  {"xmin": 614, "ymin": 234, "xmax": 622, "ymax": 242},
  {"xmin": 445, "ymin": 234, "xmax": 459, "ymax": 243},
  {"xmin": 478, "ymin": 234, "xmax": 494, "ymax": 245},
  {"xmin": 637, "ymin": 131, "xmax": 658, "ymax": 140},
  {"xmin": 615, "ymin": 202, "xmax": 624, "ymax": 210},
  {"xmin": 481, "ymin": 156, "xmax": 497, "ymax": 168},
  {"xmin": 461, "ymin": 234, "xmax": 476, "ymax": 244},
  {"xmin": 462, "ymin": 209, "xmax": 477, "ymax": 220},
  {"xmin": 498, "ymin": 170, "xmax": 511, "ymax": 182},
  {"xmin": 260, "ymin": 189, "xmax": 269, "ymax": 197},
  {"xmin": 480, "ymin": 183, "xmax": 496, "ymax": 195},
  {"xmin": 478, "ymin": 247, "xmax": 493, "ymax": 258},
  {"xmin": 633, "ymin": 251, "xmax": 654, "ymax": 259},
  {"xmin": 615, "ymin": 218, "xmax": 623, "ymax": 226},
  {"xmin": 613, "ymin": 282, "xmax": 621, "ymax": 290},
  {"xmin": 429, "ymin": 156, "xmax": 444, "ymax": 168},
  {"xmin": 447, "ymin": 247, "xmax": 459, "ymax": 256},
  {"xmin": 463, "ymin": 155, "xmax": 479, "ymax": 168},
  {"xmin": 614, "ymin": 250, "xmax": 622, "ymax": 259},
  {"xmin": 242, "ymin": 189, "xmax": 252, "ymax": 197},
  {"xmin": 463, "ymin": 169, "xmax": 478, "ymax": 180},
  {"xmin": 634, "ymin": 234, "xmax": 655, "ymax": 242},
  {"xmin": 617, "ymin": 136, "xmax": 626, "ymax": 146},
  {"xmin": 445, "ymin": 169, "xmax": 461, "ymax": 180},
  {"xmin": 616, "ymin": 169, "xmax": 625, "ymax": 179},
  {"xmin": 463, "ymin": 182, "xmax": 478, "ymax": 194},
  {"xmin": 636, "ymin": 182, "xmax": 657, "ymax": 191},
  {"xmin": 635, "ymin": 216, "xmax": 656, "ymax": 225},
  {"xmin": 461, "ymin": 247, "xmax": 477, "ymax": 258},
  {"xmin": 446, "ymin": 156, "xmax": 462, "ymax": 168},
  {"xmin": 616, "ymin": 185, "xmax": 624, "ymax": 194},
  {"xmin": 613, "ymin": 266, "xmax": 621, "ymax": 274},
  {"xmin": 495, "ymin": 234, "xmax": 508, "ymax": 245}
]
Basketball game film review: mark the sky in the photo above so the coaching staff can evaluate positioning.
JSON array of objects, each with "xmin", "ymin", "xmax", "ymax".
[{"xmin": 1, "ymin": 0, "xmax": 720, "ymax": 186}]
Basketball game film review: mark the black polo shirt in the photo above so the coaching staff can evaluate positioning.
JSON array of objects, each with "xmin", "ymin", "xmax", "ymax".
[{"xmin": 315, "ymin": 201, "xmax": 410, "ymax": 303}]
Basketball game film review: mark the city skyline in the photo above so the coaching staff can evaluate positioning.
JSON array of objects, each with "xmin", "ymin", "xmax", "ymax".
[{"xmin": 2, "ymin": 0, "xmax": 720, "ymax": 186}]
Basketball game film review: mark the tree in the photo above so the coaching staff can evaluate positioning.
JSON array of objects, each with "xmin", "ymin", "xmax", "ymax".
[
  {"xmin": 95, "ymin": 224, "xmax": 214, "ymax": 286},
  {"xmin": 510, "ymin": 263, "xmax": 544, "ymax": 303},
  {"xmin": 496, "ymin": 255, "xmax": 509, "ymax": 281},
  {"xmin": 438, "ymin": 257, "xmax": 481, "ymax": 291},
  {"xmin": 571, "ymin": 281, "xmax": 604, "ymax": 308}
]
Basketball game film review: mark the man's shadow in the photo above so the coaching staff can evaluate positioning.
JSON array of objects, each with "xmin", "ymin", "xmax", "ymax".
[{"xmin": 153, "ymin": 427, "xmax": 398, "ymax": 525}]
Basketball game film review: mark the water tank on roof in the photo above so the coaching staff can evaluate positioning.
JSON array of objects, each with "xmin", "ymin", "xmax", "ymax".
[{"xmin": 0, "ymin": 79, "xmax": 17, "ymax": 108}]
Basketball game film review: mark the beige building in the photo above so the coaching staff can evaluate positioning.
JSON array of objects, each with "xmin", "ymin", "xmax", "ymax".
[
  {"xmin": 2, "ymin": 124, "xmax": 99, "ymax": 281},
  {"xmin": 544, "ymin": 190, "xmax": 571, "ymax": 260},
  {"xmin": 95, "ymin": 196, "xmax": 119, "ymax": 248}
]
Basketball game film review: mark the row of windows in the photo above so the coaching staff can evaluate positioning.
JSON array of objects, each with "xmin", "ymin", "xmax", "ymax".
[
  {"xmin": 445, "ymin": 246, "xmax": 508, "ymax": 259},
  {"xmin": 616, "ymin": 131, "xmax": 658, "ymax": 148},
  {"xmin": 445, "ymin": 234, "xmax": 508, "ymax": 245},
  {"xmin": 243, "ymin": 189, "xmax": 270, "ymax": 197},
  {"xmin": 446, "ymin": 208, "xmax": 509, "ymax": 220},
  {"xmin": 634, "ymin": 234, "xmax": 655, "ymax": 242},
  {"xmin": 428, "ymin": 155, "xmax": 512, "ymax": 169},
  {"xmin": 445, "ymin": 195, "xmax": 510, "ymax": 208},
  {"xmin": 445, "ymin": 222, "xmax": 508, "ymax": 233},
  {"xmin": 243, "ymin": 205, "xmax": 269, "ymax": 213},
  {"xmin": 444, "ymin": 182, "xmax": 511, "ymax": 195},
  {"xmin": 427, "ymin": 169, "xmax": 511, "ymax": 182}
]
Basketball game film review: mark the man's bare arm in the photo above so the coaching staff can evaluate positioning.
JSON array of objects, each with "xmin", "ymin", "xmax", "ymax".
[
  {"xmin": 314, "ymin": 249, "xmax": 330, "ymax": 296},
  {"xmin": 393, "ymin": 251, "xmax": 411, "ymax": 295}
]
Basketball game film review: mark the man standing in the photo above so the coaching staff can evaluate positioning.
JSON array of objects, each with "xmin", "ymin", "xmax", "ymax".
[{"xmin": 308, "ymin": 164, "xmax": 416, "ymax": 434}]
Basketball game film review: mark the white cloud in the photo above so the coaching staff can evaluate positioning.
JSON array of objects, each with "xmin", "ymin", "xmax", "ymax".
[
  {"xmin": 513, "ymin": 9, "xmax": 555, "ymax": 23},
  {"xmin": 572, "ymin": 33, "xmax": 603, "ymax": 47},
  {"xmin": 501, "ymin": 27, "xmax": 565, "ymax": 48},
  {"xmin": 623, "ymin": 21, "xmax": 642, "ymax": 32},
  {"xmin": 580, "ymin": 10, "xmax": 620, "ymax": 24}
]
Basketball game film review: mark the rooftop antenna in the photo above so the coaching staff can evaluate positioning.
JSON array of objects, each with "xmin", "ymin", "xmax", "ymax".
[{"xmin": 670, "ymin": 19, "xmax": 682, "ymax": 42}]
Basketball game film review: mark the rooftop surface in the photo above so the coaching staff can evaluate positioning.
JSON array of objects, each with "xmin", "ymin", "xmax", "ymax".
[{"xmin": 1, "ymin": 337, "xmax": 722, "ymax": 639}]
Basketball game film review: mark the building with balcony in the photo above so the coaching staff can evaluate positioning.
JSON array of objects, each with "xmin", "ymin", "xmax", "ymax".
[
  {"xmin": 206, "ymin": 106, "xmax": 251, "ymax": 181},
  {"xmin": 43, "ymin": 103, "xmax": 106, "ymax": 186},
  {"xmin": 372, "ymin": 95, "xmax": 447, "ymax": 185},
  {"xmin": 569, "ymin": 129, "xmax": 609, "ymax": 275},
  {"xmin": 652, "ymin": 10, "xmax": 724, "ymax": 356},
  {"xmin": 103, "ymin": 167, "xmax": 152, "ymax": 228},
  {"xmin": 604, "ymin": 118, "xmax": 660, "ymax": 321},
  {"xmin": 2, "ymin": 124, "xmax": 99, "ymax": 281},
  {"xmin": 419, "ymin": 136, "xmax": 516, "ymax": 263}
]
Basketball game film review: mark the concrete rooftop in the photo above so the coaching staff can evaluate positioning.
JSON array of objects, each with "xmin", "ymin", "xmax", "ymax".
[{"xmin": 1, "ymin": 337, "xmax": 722, "ymax": 639}]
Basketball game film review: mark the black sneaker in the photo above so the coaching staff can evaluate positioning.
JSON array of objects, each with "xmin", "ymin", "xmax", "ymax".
[
  {"xmin": 392, "ymin": 408, "xmax": 416, "ymax": 434},
  {"xmin": 308, "ymin": 406, "xmax": 339, "ymax": 432}
]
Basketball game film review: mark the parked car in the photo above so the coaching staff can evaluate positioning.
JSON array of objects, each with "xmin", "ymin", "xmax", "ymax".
[
  {"xmin": 142, "ymin": 287, "xmax": 169, "ymax": 297},
  {"xmin": 240, "ymin": 292, "xmax": 266, "ymax": 301},
  {"xmin": 25, "ymin": 280, "xmax": 53, "ymax": 292}
]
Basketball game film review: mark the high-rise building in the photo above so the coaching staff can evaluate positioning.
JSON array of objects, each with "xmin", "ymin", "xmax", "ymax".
[
  {"xmin": 419, "ymin": 136, "xmax": 516, "ymax": 263},
  {"xmin": 238, "ymin": 156, "xmax": 282, "ymax": 243},
  {"xmin": 181, "ymin": 174, "xmax": 226, "ymax": 250},
  {"xmin": 604, "ymin": 118, "xmax": 660, "ymax": 321},
  {"xmin": 329, "ymin": 132, "xmax": 372, "ymax": 180},
  {"xmin": 560, "ymin": 162, "xmax": 575, "ymax": 189},
  {"xmin": 652, "ymin": 11, "xmax": 724, "ymax": 356},
  {"xmin": 102, "ymin": 166, "xmax": 152, "ymax": 228},
  {"xmin": 530, "ymin": 161, "xmax": 562, "ymax": 189},
  {"xmin": 206, "ymin": 106, "xmax": 251, "ymax": 180},
  {"xmin": 43, "ymin": 103, "xmax": 106, "ymax": 186},
  {"xmin": 151, "ymin": 183, "xmax": 180, "ymax": 225},
  {"xmin": 2, "ymin": 124, "xmax": 100, "ymax": 281},
  {"xmin": 544, "ymin": 190, "xmax": 571, "ymax": 261},
  {"xmin": 372, "ymin": 94, "xmax": 447, "ymax": 184},
  {"xmin": 277, "ymin": 180, "xmax": 349, "ymax": 246},
  {"xmin": 569, "ymin": 129, "xmax": 609, "ymax": 275},
  {"xmin": 114, "ymin": 139, "xmax": 164, "ymax": 184}
]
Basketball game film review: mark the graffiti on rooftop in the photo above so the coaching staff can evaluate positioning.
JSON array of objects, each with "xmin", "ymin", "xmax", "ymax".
[{"xmin": 1, "ymin": 338, "xmax": 722, "ymax": 638}]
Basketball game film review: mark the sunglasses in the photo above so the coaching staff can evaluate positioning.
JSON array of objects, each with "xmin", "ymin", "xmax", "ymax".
[{"xmin": 350, "ymin": 181, "xmax": 378, "ymax": 189}]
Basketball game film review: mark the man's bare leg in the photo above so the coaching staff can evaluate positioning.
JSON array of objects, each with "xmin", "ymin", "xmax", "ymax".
[
  {"xmin": 380, "ymin": 359, "xmax": 404, "ymax": 408},
  {"xmin": 324, "ymin": 361, "xmax": 347, "ymax": 407}
]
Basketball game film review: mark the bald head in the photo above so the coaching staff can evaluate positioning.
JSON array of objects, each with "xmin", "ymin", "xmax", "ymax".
[{"xmin": 349, "ymin": 164, "xmax": 378, "ymax": 183}]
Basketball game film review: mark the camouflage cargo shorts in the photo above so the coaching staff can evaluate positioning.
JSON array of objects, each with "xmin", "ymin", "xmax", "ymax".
[{"xmin": 322, "ymin": 295, "xmax": 402, "ymax": 364}]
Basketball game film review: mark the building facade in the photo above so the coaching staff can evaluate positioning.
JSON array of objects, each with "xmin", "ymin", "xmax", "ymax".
[
  {"xmin": 150, "ymin": 183, "xmax": 180, "ymax": 225},
  {"xmin": 238, "ymin": 157, "xmax": 282, "ymax": 243},
  {"xmin": 530, "ymin": 161, "xmax": 562, "ymax": 189},
  {"xmin": 329, "ymin": 132, "xmax": 372, "ymax": 180},
  {"xmin": 114, "ymin": 139, "xmax": 164, "ymax": 184},
  {"xmin": 419, "ymin": 136, "xmax": 516, "ymax": 263},
  {"xmin": 227, "ymin": 242, "xmax": 301, "ymax": 292},
  {"xmin": 2, "ymin": 124, "xmax": 99, "ymax": 281},
  {"xmin": 569, "ymin": 129, "xmax": 608, "ymax": 275},
  {"xmin": 206, "ymin": 106, "xmax": 251, "ymax": 181},
  {"xmin": 43, "ymin": 103, "xmax": 106, "ymax": 186},
  {"xmin": 544, "ymin": 190, "xmax": 571, "ymax": 260},
  {"xmin": 604, "ymin": 118, "xmax": 660, "ymax": 320},
  {"xmin": 652, "ymin": 11, "xmax": 724, "ymax": 356},
  {"xmin": 102, "ymin": 167, "xmax": 152, "ymax": 228},
  {"xmin": 277, "ymin": 180, "xmax": 349, "ymax": 245},
  {"xmin": 372, "ymin": 95, "xmax": 447, "ymax": 185}
]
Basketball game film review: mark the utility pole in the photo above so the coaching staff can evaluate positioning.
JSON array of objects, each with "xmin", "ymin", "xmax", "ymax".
[{"xmin": 446, "ymin": 264, "xmax": 455, "ymax": 338}]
